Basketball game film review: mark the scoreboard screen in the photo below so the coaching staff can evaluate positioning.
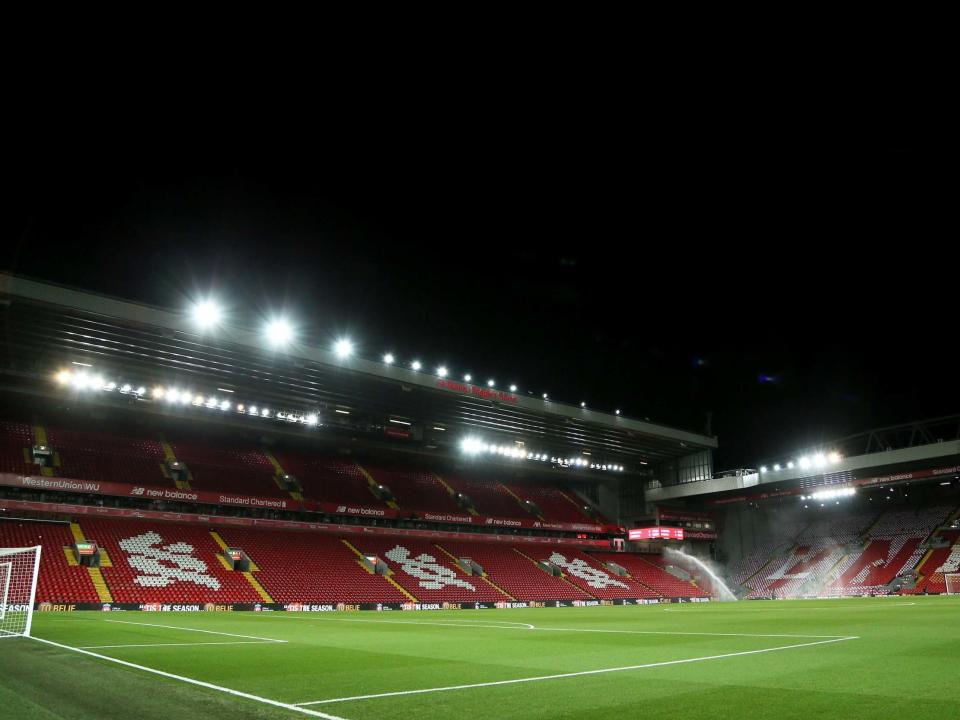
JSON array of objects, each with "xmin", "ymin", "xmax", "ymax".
[
  {"xmin": 76, "ymin": 541, "xmax": 98, "ymax": 555},
  {"xmin": 628, "ymin": 527, "xmax": 684, "ymax": 541}
]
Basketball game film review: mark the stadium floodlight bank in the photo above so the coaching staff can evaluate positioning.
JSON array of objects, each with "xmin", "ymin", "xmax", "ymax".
[
  {"xmin": 0, "ymin": 546, "xmax": 41, "ymax": 638},
  {"xmin": 946, "ymin": 573, "xmax": 960, "ymax": 595}
]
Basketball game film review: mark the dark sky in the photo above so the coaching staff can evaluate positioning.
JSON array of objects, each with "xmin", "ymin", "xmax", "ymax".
[{"xmin": 4, "ymin": 125, "xmax": 956, "ymax": 470}]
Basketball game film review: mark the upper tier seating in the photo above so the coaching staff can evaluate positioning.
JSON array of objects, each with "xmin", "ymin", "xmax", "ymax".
[
  {"xmin": 46, "ymin": 426, "xmax": 167, "ymax": 486},
  {"xmin": 443, "ymin": 474, "xmax": 526, "ymax": 518},
  {"xmin": 352, "ymin": 538, "xmax": 508, "ymax": 602},
  {"xmin": 217, "ymin": 527, "xmax": 408, "ymax": 603},
  {"xmin": 270, "ymin": 453, "xmax": 385, "ymax": 507},
  {"xmin": 0, "ymin": 420, "xmax": 41, "ymax": 475},
  {"xmin": 167, "ymin": 437, "xmax": 286, "ymax": 497},
  {"xmin": 441, "ymin": 542, "xmax": 594, "ymax": 601},
  {"xmin": 363, "ymin": 466, "xmax": 462, "ymax": 514},
  {"xmin": 0, "ymin": 520, "xmax": 100, "ymax": 603},
  {"xmin": 503, "ymin": 482, "xmax": 598, "ymax": 524},
  {"xmin": 82, "ymin": 519, "xmax": 263, "ymax": 603}
]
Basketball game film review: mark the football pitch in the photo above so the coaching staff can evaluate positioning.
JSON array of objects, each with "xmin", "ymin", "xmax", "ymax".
[{"xmin": 2, "ymin": 597, "xmax": 957, "ymax": 720}]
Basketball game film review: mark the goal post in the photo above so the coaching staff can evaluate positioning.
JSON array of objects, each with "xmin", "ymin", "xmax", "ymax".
[
  {"xmin": 945, "ymin": 573, "xmax": 960, "ymax": 596},
  {"xmin": 0, "ymin": 546, "xmax": 41, "ymax": 638}
]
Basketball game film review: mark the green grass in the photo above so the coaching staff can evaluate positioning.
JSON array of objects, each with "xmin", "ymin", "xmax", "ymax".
[{"xmin": 2, "ymin": 596, "xmax": 958, "ymax": 719}]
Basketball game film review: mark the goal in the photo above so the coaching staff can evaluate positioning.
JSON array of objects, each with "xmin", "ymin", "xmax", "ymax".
[
  {"xmin": 945, "ymin": 573, "xmax": 960, "ymax": 596},
  {"xmin": 0, "ymin": 546, "xmax": 41, "ymax": 638}
]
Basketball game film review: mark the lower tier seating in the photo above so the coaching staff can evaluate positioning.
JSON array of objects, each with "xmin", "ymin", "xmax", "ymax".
[
  {"xmin": 81, "ymin": 519, "xmax": 264, "ymax": 603},
  {"xmin": 440, "ymin": 542, "xmax": 594, "ymax": 601},
  {"xmin": 353, "ymin": 538, "xmax": 508, "ymax": 602},
  {"xmin": 0, "ymin": 519, "xmax": 100, "ymax": 603},
  {"xmin": 217, "ymin": 528, "xmax": 408, "ymax": 603}
]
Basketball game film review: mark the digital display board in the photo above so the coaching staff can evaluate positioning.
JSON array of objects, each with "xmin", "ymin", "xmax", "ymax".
[
  {"xmin": 628, "ymin": 527, "xmax": 684, "ymax": 541},
  {"xmin": 75, "ymin": 541, "xmax": 98, "ymax": 555}
]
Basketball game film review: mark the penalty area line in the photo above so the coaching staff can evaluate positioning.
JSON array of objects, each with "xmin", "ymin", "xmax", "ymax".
[
  {"xmin": 77, "ymin": 640, "xmax": 284, "ymax": 650},
  {"xmin": 100, "ymin": 618, "xmax": 287, "ymax": 643},
  {"xmin": 296, "ymin": 636, "xmax": 859, "ymax": 706},
  {"xmin": 26, "ymin": 636, "xmax": 349, "ymax": 720}
]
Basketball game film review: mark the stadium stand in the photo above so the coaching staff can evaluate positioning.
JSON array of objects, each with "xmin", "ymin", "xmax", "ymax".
[
  {"xmin": 0, "ymin": 420, "xmax": 42, "ymax": 475},
  {"xmin": 166, "ymin": 436, "xmax": 287, "ymax": 497},
  {"xmin": 440, "ymin": 542, "xmax": 595, "ymax": 601},
  {"xmin": 362, "ymin": 466, "xmax": 462, "ymax": 514},
  {"xmin": 82, "ymin": 519, "xmax": 265, "ymax": 603},
  {"xmin": 550, "ymin": 549, "xmax": 659, "ymax": 599},
  {"xmin": 47, "ymin": 426, "xmax": 168, "ymax": 486},
  {"xmin": 351, "ymin": 537, "xmax": 508, "ymax": 602},
  {"xmin": 503, "ymin": 482, "xmax": 597, "ymax": 524},
  {"xmin": 0, "ymin": 519, "xmax": 100, "ymax": 603},
  {"xmin": 216, "ymin": 527, "xmax": 411, "ymax": 604}
]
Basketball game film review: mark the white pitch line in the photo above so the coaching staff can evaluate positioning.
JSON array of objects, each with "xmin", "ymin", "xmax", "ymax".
[
  {"xmin": 297, "ymin": 635, "xmax": 859, "ymax": 706},
  {"xmin": 77, "ymin": 640, "xmax": 281, "ymax": 650},
  {"xmin": 100, "ymin": 618, "xmax": 286, "ymax": 643},
  {"xmin": 331, "ymin": 618, "xmax": 848, "ymax": 639},
  {"xmin": 27, "ymin": 636, "xmax": 349, "ymax": 720},
  {"xmin": 335, "ymin": 619, "xmax": 537, "ymax": 631}
]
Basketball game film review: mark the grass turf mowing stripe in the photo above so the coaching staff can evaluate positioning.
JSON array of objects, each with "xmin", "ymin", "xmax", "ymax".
[
  {"xmin": 296, "ymin": 635, "xmax": 860, "ymax": 706},
  {"xmin": 26, "ymin": 636, "xmax": 350, "ymax": 720},
  {"xmin": 330, "ymin": 617, "xmax": 851, "ymax": 638}
]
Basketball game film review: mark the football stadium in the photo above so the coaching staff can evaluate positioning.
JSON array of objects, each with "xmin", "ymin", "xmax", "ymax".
[{"xmin": 0, "ymin": 269, "xmax": 957, "ymax": 720}]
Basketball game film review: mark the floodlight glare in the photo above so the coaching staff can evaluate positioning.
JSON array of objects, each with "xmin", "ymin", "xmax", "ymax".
[
  {"xmin": 774, "ymin": 463, "xmax": 781, "ymax": 471},
  {"xmin": 615, "ymin": 409, "xmax": 621, "ymax": 415},
  {"xmin": 509, "ymin": 384, "xmax": 517, "ymax": 392},
  {"xmin": 56, "ymin": 370, "xmax": 72, "ymax": 385},
  {"xmin": 334, "ymin": 339, "xmax": 354, "ymax": 359},
  {"xmin": 580, "ymin": 401, "xmax": 587, "ymax": 408},
  {"xmin": 464, "ymin": 373, "xmax": 472, "ymax": 382},
  {"xmin": 542, "ymin": 393, "xmax": 548, "ymax": 399},
  {"xmin": 437, "ymin": 366, "xmax": 448, "ymax": 378},
  {"xmin": 760, "ymin": 466, "xmax": 768, "ymax": 473},
  {"xmin": 828, "ymin": 451, "xmax": 842, "ymax": 464},
  {"xmin": 306, "ymin": 414, "xmax": 318, "ymax": 426},
  {"xmin": 487, "ymin": 379, "xmax": 495, "ymax": 387},
  {"xmin": 265, "ymin": 318, "xmax": 294, "ymax": 347},
  {"xmin": 383, "ymin": 353, "xmax": 395, "ymax": 365},
  {"xmin": 152, "ymin": 387, "xmax": 165, "ymax": 399},
  {"xmin": 191, "ymin": 300, "xmax": 222, "ymax": 329}
]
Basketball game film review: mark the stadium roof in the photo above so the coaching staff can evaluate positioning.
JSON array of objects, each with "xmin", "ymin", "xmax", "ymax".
[{"xmin": 0, "ymin": 273, "xmax": 717, "ymax": 471}]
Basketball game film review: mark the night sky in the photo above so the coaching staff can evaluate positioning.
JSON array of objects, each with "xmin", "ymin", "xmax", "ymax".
[{"xmin": 5, "ymin": 132, "xmax": 956, "ymax": 470}]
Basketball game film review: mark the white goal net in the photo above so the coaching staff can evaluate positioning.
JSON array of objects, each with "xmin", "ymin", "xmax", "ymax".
[
  {"xmin": 0, "ymin": 546, "xmax": 41, "ymax": 638},
  {"xmin": 945, "ymin": 573, "xmax": 960, "ymax": 596}
]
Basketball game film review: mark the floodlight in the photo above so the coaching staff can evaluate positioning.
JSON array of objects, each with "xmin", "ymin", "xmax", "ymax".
[
  {"xmin": 509, "ymin": 384, "xmax": 517, "ymax": 392},
  {"xmin": 306, "ymin": 414, "xmax": 318, "ymax": 425},
  {"xmin": 615, "ymin": 409, "xmax": 621, "ymax": 415},
  {"xmin": 411, "ymin": 360, "xmax": 422, "ymax": 371},
  {"xmin": 437, "ymin": 366, "xmax": 448, "ymax": 378},
  {"xmin": 191, "ymin": 300, "xmax": 222, "ymax": 329},
  {"xmin": 56, "ymin": 370, "xmax": 71, "ymax": 385},
  {"xmin": 773, "ymin": 463, "xmax": 781, "ymax": 471},
  {"xmin": 580, "ymin": 401, "xmax": 587, "ymax": 408},
  {"xmin": 334, "ymin": 339, "xmax": 354, "ymax": 359},
  {"xmin": 760, "ymin": 466, "xmax": 768, "ymax": 473},
  {"xmin": 542, "ymin": 393, "xmax": 548, "ymax": 399},
  {"xmin": 383, "ymin": 353, "xmax": 395, "ymax": 364},
  {"xmin": 828, "ymin": 451, "xmax": 841, "ymax": 464},
  {"xmin": 487, "ymin": 379, "xmax": 495, "ymax": 387},
  {"xmin": 152, "ymin": 387, "xmax": 165, "ymax": 399},
  {"xmin": 464, "ymin": 373, "xmax": 472, "ymax": 382},
  {"xmin": 265, "ymin": 318, "xmax": 294, "ymax": 347}
]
